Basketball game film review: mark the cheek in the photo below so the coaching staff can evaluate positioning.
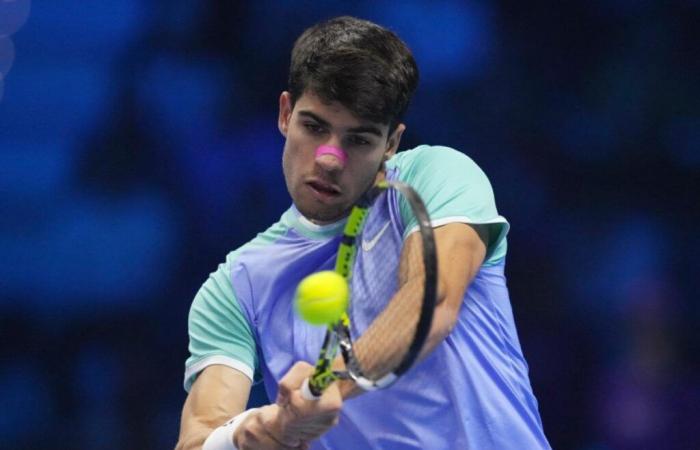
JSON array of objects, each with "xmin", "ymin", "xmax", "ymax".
[
  {"xmin": 281, "ymin": 143, "xmax": 296, "ymax": 186},
  {"xmin": 282, "ymin": 136, "xmax": 311, "ymax": 185},
  {"xmin": 284, "ymin": 129, "xmax": 306, "ymax": 160},
  {"xmin": 345, "ymin": 153, "xmax": 385, "ymax": 189},
  {"xmin": 362, "ymin": 148, "xmax": 387, "ymax": 173}
]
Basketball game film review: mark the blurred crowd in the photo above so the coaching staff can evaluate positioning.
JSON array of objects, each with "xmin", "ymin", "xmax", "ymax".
[{"xmin": 1, "ymin": 1, "xmax": 698, "ymax": 449}]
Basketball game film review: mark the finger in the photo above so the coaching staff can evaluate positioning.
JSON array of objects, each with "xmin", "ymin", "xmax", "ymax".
[
  {"xmin": 277, "ymin": 361, "xmax": 315, "ymax": 405},
  {"xmin": 317, "ymin": 381, "xmax": 343, "ymax": 412},
  {"xmin": 281, "ymin": 390, "xmax": 342, "ymax": 439},
  {"xmin": 239, "ymin": 425, "xmax": 297, "ymax": 450},
  {"xmin": 288, "ymin": 380, "xmax": 342, "ymax": 416},
  {"xmin": 283, "ymin": 424, "xmax": 333, "ymax": 442},
  {"xmin": 283, "ymin": 404, "xmax": 338, "ymax": 430},
  {"xmin": 278, "ymin": 401, "xmax": 338, "ymax": 442},
  {"xmin": 242, "ymin": 408, "xmax": 304, "ymax": 450},
  {"xmin": 257, "ymin": 405, "xmax": 305, "ymax": 448}
]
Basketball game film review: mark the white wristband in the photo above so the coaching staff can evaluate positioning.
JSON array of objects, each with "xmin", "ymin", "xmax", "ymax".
[{"xmin": 202, "ymin": 408, "xmax": 260, "ymax": 450}]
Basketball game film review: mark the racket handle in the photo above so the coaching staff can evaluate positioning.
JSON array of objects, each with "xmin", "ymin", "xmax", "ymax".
[{"xmin": 300, "ymin": 378, "xmax": 322, "ymax": 401}]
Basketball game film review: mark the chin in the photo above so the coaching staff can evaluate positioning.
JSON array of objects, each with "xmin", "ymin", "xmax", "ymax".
[{"xmin": 297, "ymin": 202, "xmax": 346, "ymax": 224}]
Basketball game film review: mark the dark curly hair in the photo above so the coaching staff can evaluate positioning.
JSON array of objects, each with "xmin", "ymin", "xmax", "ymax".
[{"xmin": 288, "ymin": 16, "xmax": 419, "ymax": 134}]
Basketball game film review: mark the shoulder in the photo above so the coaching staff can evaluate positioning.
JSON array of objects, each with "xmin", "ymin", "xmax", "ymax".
[
  {"xmin": 238, "ymin": 215, "xmax": 292, "ymax": 254},
  {"xmin": 388, "ymin": 145, "xmax": 488, "ymax": 182},
  {"xmin": 386, "ymin": 145, "xmax": 509, "ymax": 265},
  {"xmin": 388, "ymin": 144, "xmax": 480, "ymax": 167},
  {"xmin": 221, "ymin": 211, "xmax": 294, "ymax": 274},
  {"xmin": 387, "ymin": 145, "xmax": 495, "ymax": 197}
]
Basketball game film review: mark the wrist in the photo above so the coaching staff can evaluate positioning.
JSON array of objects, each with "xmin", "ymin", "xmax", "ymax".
[
  {"xmin": 338, "ymin": 378, "xmax": 361, "ymax": 399},
  {"xmin": 330, "ymin": 356, "xmax": 362, "ymax": 399},
  {"xmin": 231, "ymin": 408, "xmax": 261, "ymax": 449},
  {"xmin": 202, "ymin": 408, "xmax": 260, "ymax": 450}
]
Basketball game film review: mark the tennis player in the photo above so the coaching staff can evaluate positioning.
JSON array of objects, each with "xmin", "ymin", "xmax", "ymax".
[{"xmin": 176, "ymin": 16, "xmax": 551, "ymax": 450}]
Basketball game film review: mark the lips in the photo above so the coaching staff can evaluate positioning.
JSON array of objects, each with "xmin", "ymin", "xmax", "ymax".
[{"xmin": 306, "ymin": 178, "xmax": 341, "ymax": 201}]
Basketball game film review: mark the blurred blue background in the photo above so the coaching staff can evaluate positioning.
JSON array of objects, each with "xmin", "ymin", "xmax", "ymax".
[{"xmin": 1, "ymin": 1, "xmax": 699, "ymax": 449}]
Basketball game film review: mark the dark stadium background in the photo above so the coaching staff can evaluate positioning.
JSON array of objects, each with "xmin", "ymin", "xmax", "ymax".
[{"xmin": 1, "ymin": 1, "xmax": 698, "ymax": 449}]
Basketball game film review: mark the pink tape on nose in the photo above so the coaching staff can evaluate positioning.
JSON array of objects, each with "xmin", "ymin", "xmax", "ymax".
[{"xmin": 315, "ymin": 145, "xmax": 348, "ymax": 166}]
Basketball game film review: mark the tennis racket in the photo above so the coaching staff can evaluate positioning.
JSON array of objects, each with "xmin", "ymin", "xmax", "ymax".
[{"xmin": 301, "ymin": 179, "xmax": 437, "ymax": 398}]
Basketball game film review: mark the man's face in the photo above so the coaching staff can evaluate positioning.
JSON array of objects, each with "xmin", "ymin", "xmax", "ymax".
[{"xmin": 278, "ymin": 91, "xmax": 405, "ymax": 224}]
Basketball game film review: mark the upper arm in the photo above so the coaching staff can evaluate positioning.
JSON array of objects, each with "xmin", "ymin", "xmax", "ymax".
[
  {"xmin": 392, "ymin": 146, "xmax": 503, "ymax": 346},
  {"xmin": 178, "ymin": 259, "xmax": 259, "ymax": 449},
  {"xmin": 185, "ymin": 260, "xmax": 258, "ymax": 391},
  {"xmin": 412, "ymin": 222, "xmax": 487, "ymax": 355},
  {"xmin": 176, "ymin": 365, "xmax": 252, "ymax": 450},
  {"xmin": 433, "ymin": 222, "xmax": 487, "ymax": 318}
]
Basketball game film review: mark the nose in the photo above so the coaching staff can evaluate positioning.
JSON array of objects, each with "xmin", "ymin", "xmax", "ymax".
[{"xmin": 314, "ymin": 145, "xmax": 348, "ymax": 171}]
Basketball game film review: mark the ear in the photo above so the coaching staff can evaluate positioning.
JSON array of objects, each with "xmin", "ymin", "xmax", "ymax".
[
  {"xmin": 384, "ymin": 123, "xmax": 406, "ymax": 161},
  {"xmin": 278, "ymin": 91, "xmax": 293, "ymax": 137}
]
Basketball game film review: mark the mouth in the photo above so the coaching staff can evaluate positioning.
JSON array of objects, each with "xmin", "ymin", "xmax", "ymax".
[{"xmin": 305, "ymin": 178, "xmax": 341, "ymax": 201}]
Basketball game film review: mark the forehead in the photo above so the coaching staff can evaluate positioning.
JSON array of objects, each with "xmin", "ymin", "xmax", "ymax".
[{"xmin": 293, "ymin": 91, "xmax": 389, "ymax": 136}]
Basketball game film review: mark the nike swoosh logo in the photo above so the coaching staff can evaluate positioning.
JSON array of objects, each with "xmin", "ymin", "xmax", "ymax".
[{"xmin": 361, "ymin": 221, "xmax": 391, "ymax": 251}]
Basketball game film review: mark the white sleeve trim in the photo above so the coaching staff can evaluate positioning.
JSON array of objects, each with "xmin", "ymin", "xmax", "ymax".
[
  {"xmin": 405, "ymin": 215, "xmax": 510, "ymax": 236},
  {"xmin": 184, "ymin": 355, "xmax": 254, "ymax": 391}
]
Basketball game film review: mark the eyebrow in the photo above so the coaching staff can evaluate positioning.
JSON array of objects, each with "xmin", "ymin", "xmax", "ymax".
[{"xmin": 298, "ymin": 110, "xmax": 384, "ymax": 137}]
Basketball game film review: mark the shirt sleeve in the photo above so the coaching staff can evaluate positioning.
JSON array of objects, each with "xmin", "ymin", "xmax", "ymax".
[
  {"xmin": 183, "ymin": 256, "xmax": 258, "ymax": 392},
  {"xmin": 393, "ymin": 145, "xmax": 510, "ymax": 265}
]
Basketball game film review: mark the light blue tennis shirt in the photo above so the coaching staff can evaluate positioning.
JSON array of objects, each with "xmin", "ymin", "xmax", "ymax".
[{"xmin": 185, "ymin": 145, "xmax": 551, "ymax": 449}]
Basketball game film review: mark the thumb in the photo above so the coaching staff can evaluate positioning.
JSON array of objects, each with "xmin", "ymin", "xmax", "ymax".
[{"xmin": 277, "ymin": 361, "xmax": 315, "ymax": 405}]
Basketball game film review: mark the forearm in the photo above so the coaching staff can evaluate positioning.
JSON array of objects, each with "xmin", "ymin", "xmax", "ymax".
[
  {"xmin": 177, "ymin": 408, "xmax": 240, "ymax": 450},
  {"xmin": 176, "ymin": 366, "xmax": 252, "ymax": 450},
  {"xmin": 175, "ymin": 426, "xmax": 214, "ymax": 450},
  {"xmin": 338, "ymin": 277, "xmax": 431, "ymax": 398},
  {"xmin": 177, "ymin": 408, "xmax": 268, "ymax": 450},
  {"xmin": 336, "ymin": 223, "xmax": 486, "ymax": 399},
  {"xmin": 334, "ymin": 280, "xmax": 448, "ymax": 400}
]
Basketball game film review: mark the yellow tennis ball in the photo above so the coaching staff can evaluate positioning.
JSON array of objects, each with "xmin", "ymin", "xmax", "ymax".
[{"xmin": 295, "ymin": 271, "xmax": 349, "ymax": 325}]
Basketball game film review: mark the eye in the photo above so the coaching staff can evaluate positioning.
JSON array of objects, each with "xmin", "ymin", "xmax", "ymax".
[
  {"xmin": 346, "ymin": 135, "xmax": 372, "ymax": 147},
  {"xmin": 303, "ymin": 122, "xmax": 325, "ymax": 135}
]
